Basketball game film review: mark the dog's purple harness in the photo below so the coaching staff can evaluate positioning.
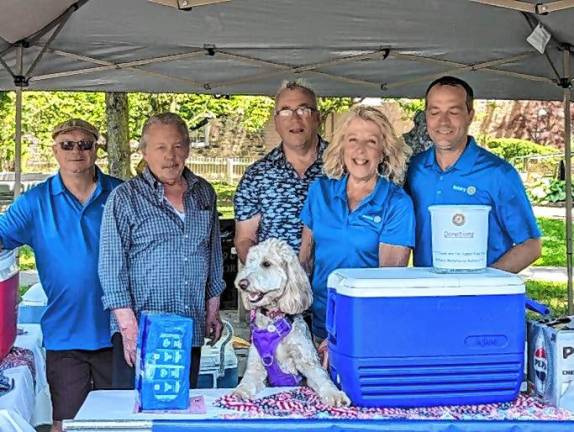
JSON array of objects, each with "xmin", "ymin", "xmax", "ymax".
[{"xmin": 250, "ymin": 315, "xmax": 303, "ymax": 387}]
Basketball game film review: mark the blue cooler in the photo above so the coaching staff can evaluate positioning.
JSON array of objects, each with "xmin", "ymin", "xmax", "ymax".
[{"xmin": 326, "ymin": 267, "xmax": 525, "ymax": 407}]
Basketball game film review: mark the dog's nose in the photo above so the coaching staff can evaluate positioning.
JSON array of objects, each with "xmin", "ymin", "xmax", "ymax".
[{"xmin": 238, "ymin": 279, "xmax": 250, "ymax": 291}]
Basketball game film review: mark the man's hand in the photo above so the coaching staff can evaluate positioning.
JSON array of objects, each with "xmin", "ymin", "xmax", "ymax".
[
  {"xmin": 318, "ymin": 339, "xmax": 329, "ymax": 369},
  {"xmin": 491, "ymin": 238, "xmax": 542, "ymax": 274},
  {"xmin": 205, "ymin": 296, "xmax": 223, "ymax": 345},
  {"xmin": 113, "ymin": 308, "xmax": 138, "ymax": 367}
]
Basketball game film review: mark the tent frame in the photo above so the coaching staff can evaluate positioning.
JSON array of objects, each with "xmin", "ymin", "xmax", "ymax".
[{"xmin": 1, "ymin": 0, "xmax": 573, "ymax": 313}]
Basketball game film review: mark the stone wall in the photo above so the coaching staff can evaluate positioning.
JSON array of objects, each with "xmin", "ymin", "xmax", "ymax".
[
  {"xmin": 472, "ymin": 100, "xmax": 570, "ymax": 150},
  {"xmin": 192, "ymin": 114, "xmax": 268, "ymax": 158}
]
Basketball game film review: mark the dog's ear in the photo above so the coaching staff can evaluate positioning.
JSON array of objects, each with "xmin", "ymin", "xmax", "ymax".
[{"xmin": 277, "ymin": 243, "xmax": 313, "ymax": 315}]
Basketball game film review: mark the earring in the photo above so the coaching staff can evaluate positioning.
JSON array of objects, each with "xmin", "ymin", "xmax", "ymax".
[{"xmin": 377, "ymin": 161, "xmax": 385, "ymax": 177}]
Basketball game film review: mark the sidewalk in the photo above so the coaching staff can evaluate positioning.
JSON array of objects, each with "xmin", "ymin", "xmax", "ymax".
[
  {"xmin": 533, "ymin": 205, "xmax": 565, "ymax": 219},
  {"xmin": 520, "ymin": 266, "xmax": 567, "ymax": 283},
  {"xmin": 20, "ymin": 270, "xmax": 40, "ymax": 287}
]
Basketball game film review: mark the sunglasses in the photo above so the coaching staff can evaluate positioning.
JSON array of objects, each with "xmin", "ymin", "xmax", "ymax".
[{"xmin": 58, "ymin": 140, "xmax": 95, "ymax": 151}]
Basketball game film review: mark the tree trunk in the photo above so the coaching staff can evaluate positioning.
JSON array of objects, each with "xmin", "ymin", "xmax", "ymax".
[{"xmin": 105, "ymin": 92, "xmax": 131, "ymax": 180}]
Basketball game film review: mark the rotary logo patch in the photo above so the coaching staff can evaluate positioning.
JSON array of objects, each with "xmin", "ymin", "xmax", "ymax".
[{"xmin": 452, "ymin": 213, "xmax": 465, "ymax": 226}]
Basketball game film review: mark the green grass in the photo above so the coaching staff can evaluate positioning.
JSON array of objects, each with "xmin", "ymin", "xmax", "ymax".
[
  {"xmin": 525, "ymin": 280, "xmax": 569, "ymax": 317},
  {"xmin": 535, "ymin": 217, "xmax": 565, "ymax": 267},
  {"xmin": 19, "ymin": 245, "xmax": 36, "ymax": 270},
  {"xmin": 213, "ymin": 181, "xmax": 236, "ymax": 219}
]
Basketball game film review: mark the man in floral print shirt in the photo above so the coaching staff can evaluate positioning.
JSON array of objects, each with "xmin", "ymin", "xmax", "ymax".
[{"xmin": 234, "ymin": 81, "xmax": 326, "ymax": 263}]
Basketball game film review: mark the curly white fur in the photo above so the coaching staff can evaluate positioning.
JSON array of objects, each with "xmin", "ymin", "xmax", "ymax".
[{"xmin": 232, "ymin": 238, "xmax": 350, "ymax": 407}]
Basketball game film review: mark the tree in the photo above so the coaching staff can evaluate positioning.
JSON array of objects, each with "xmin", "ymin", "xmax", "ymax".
[
  {"xmin": 106, "ymin": 93, "xmax": 131, "ymax": 180},
  {"xmin": 0, "ymin": 91, "xmax": 356, "ymax": 172}
]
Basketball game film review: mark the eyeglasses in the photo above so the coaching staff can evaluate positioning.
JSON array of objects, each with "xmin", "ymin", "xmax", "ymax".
[
  {"xmin": 58, "ymin": 140, "xmax": 95, "ymax": 151},
  {"xmin": 275, "ymin": 106, "xmax": 317, "ymax": 118}
]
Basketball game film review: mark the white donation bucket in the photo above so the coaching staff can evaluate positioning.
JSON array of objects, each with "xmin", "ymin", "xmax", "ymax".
[{"xmin": 428, "ymin": 205, "xmax": 491, "ymax": 273}]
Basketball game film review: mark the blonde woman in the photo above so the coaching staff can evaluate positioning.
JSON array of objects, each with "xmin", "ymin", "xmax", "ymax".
[{"xmin": 299, "ymin": 106, "xmax": 415, "ymax": 344}]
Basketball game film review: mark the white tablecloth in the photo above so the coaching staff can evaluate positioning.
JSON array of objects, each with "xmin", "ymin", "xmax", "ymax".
[
  {"xmin": 73, "ymin": 388, "xmax": 285, "ymax": 421},
  {"xmin": 0, "ymin": 324, "xmax": 52, "ymax": 427},
  {"xmin": 0, "ymin": 409, "xmax": 35, "ymax": 432}
]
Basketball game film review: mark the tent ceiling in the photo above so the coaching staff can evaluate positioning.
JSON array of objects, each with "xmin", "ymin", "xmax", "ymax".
[{"xmin": 0, "ymin": 0, "xmax": 572, "ymax": 99}]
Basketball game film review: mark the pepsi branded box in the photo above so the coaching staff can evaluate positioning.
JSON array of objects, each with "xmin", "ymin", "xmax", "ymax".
[
  {"xmin": 327, "ymin": 267, "xmax": 526, "ymax": 407},
  {"xmin": 135, "ymin": 312, "xmax": 194, "ymax": 411},
  {"xmin": 527, "ymin": 318, "xmax": 574, "ymax": 410}
]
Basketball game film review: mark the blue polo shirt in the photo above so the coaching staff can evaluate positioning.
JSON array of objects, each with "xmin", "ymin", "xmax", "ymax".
[
  {"xmin": 300, "ymin": 175, "xmax": 415, "ymax": 339},
  {"xmin": 406, "ymin": 137, "xmax": 540, "ymax": 267},
  {"xmin": 0, "ymin": 169, "xmax": 121, "ymax": 351}
]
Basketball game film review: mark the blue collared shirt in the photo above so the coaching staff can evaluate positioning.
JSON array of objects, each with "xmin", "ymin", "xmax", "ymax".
[
  {"xmin": 233, "ymin": 137, "xmax": 327, "ymax": 253},
  {"xmin": 300, "ymin": 175, "xmax": 415, "ymax": 339},
  {"xmin": 99, "ymin": 167, "xmax": 225, "ymax": 347},
  {"xmin": 0, "ymin": 169, "xmax": 122, "ymax": 350},
  {"xmin": 406, "ymin": 137, "xmax": 541, "ymax": 267}
]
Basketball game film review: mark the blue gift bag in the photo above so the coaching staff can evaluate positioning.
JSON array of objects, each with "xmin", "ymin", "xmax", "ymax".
[{"xmin": 135, "ymin": 312, "xmax": 194, "ymax": 410}]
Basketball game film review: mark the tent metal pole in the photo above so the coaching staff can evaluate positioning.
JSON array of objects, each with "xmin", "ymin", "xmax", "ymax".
[
  {"xmin": 389, "ymin": 52, "xmax": 552, "ymax": 85},
  {"xmin": 563, "ymin": 47, "xmax": 573, "ymax": 314},
  {"xmin": 14, "ymin": 44, "xmax": 23, "ymax": 200},
  {"xmin": 31, "ymin": 49, "xmax": 205, "ymax": 82}
]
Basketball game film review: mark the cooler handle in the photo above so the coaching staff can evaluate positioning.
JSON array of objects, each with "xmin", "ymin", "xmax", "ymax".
[
  {"xmin": 525, "ymin": 297, "xmax": 550, "ymax": 316},
  {"xmin": 326, "ymin": 289, "xmax": 337, "ymax": 345}
]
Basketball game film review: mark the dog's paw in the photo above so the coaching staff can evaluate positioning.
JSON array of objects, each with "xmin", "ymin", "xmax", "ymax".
[
  {"xmin": 320, "ymin": 387, "xmax": 351, "ymax": 407},
  {"xmin": 231, "ymin": 386, "xmax": 254, "ymax": 401}
]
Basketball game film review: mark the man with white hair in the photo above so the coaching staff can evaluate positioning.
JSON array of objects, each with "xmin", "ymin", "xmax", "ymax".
[
  {"xmin": 99, "ymin": 112, "xmax": 225, "ymax": 388},
  {"xmin": 234, "ymin": 81, "xmax": 326, "ymax": 262}
]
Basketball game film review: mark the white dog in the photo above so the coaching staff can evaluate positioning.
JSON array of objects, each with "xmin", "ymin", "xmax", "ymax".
[{"xmin": 232, "ymin": 238, "xmax": 350, "ymax": 407}]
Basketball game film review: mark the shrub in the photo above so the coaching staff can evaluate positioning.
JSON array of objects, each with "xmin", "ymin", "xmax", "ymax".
[
  {"xmin": 528, "ymin": 178, "xmax": 573, "ymax": 204},
  {"xmin": 479, "ymin": 137, "xmax": 554, "ymax": 161}
]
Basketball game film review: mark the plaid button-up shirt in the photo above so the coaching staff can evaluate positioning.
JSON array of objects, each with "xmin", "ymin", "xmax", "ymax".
[{"xmin": 99, "ymin": 167, "xmax": 225, "ymax": 346}]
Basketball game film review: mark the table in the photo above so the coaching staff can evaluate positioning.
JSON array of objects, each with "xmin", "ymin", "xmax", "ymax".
[
  {"xmin": 0, "ymin": 324, "xmax": 51, "ymax": 429},
  {"xmin": 0, "ymin": 410, "xmax": 35, "ymax": 432},
  {"xmin": 64, "ymin": 388, "xmax": 574, "ymax": 432}
]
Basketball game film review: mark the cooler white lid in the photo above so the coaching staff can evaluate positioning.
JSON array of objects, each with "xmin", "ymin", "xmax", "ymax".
[
  {"xmin": 21, "ymin": 282, "xmax": 48, "ymax": 306},
  {"xmin": 0, "ymin": 249, "xmax": 15, "ymax": 270},
  {"xmin": 0, "ymin": 249, "xmax": 17, "ymax": 282},
  {"xmin": 327, "ymin": 267, "xmax": 525, "ymax": 297}
]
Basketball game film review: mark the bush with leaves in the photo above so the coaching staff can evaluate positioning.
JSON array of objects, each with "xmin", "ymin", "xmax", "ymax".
[
  {"xmin": 477, "ymin": 136, "xmax": 554, "ymax": 160},
  {"xmin": 528, "ymin": 178, "xmax": 572, "ymax": 204}
]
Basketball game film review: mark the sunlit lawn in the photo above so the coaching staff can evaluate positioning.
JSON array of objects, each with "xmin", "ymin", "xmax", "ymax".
[
  {"xmin": 213, "ymin": 181, "xmax": 235, "ymax": 219},
  {"xmin": 535, "ymin": 217, "xmax": 565, "ymax": 267},
  {"xmin": 526, "ymin": 280, "xmax": 569, "ymax": 317}
]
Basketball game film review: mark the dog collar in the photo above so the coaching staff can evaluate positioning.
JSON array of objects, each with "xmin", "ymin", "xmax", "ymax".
[{"xmin": 260, "ymin": 307, "xmax": 287, "ymax": 320}]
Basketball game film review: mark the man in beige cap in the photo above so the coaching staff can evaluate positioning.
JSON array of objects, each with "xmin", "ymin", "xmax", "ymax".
[{"xmin": 0, "ymin": 118, "xmax": 122, "ymax": 432}]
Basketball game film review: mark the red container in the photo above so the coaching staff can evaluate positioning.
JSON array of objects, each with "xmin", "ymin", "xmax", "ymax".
[{"xmin": 0, "ymin": 250, "xmax": 19, "ymax": 361}]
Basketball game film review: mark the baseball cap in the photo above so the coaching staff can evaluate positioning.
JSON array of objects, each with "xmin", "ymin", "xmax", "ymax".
[{"xmin": 52, "ymin": 118, "xmax": 99, "ymax": 140}]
